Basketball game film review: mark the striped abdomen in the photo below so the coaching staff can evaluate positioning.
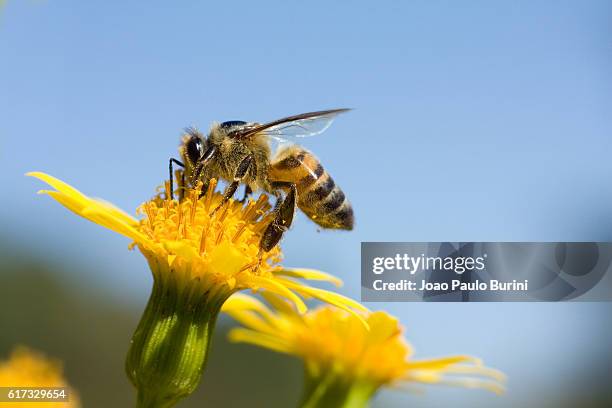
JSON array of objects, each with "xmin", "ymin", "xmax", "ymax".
[{"xmin": 269, "ymin": 146, "xmax": 353, "ymax": 230}]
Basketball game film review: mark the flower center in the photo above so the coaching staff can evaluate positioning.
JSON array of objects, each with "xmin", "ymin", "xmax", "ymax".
[{"xmin": 133, "ymin": 180, "xmax": 283, "ymax": 287}]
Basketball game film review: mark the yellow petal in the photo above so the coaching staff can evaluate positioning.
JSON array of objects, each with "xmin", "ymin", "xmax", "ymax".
[
  {"xmin": 89, "ymin": 197, "xmax": 140, "ymax": 227},
  {"xmin": 273, "ymin": 268, "xmax": 343, "ymax": 287},
  {"xmin": 405, "ymin": 356, "xmax": 478, "ymax": 371},
  {"xmin": 224, "ymin": 309, "xmax": 277, "ymax": 335},
  {"xmin": 442, "ymin": 364, "xmax": 507, "ymax": 382},
  {"xmin": 433, "ymin": 377, "xmax": 506, "ymax": 395},
  {"xmin": 167, "ymin": 255, "xmax": 177, "ymax": 267},
  {"xmin": 82, "ymin": 207, "xmax": 149, "ymax": 243},
  {"xmin": 163, "ymin": 240, "xmax": 201, "ymax": 261},
  {"xmin": 403, "ymin": 355, "xmax": 506, "ymax": 394},
  {"xmin": 228, "ymin": 328, "xmax": 292, "ymax": 354},
  {"xmin": 29, "ymin": 172, "xmax": 145, "ymax": 244},
  {"xmin": 260, "ymin": 291, "xmax": 297, "ymax": 316},
  {"xmin": 282, "ymin": 280, "xmax": 369, "ymax": 329},
  {"xmin": 222, "ymin": 293, "xmax": 268, "ymax": 313},
  {"xmin": 248, "ymin": 276, "xmax": 307, "ymax": 314},
  {"xmin": 44, "ymin": 191, "xmax": 147, "ymax": 244},
  {"xmin": 28, "ymin": 172, "xmax": 138, "ymax": 226},
  {"xmin": 365, "ymin": 311, "xmax": 401, "ymax": 341},
  {"xmin": 28, "ymin": 172, "xmax": 90, "ymax": 202}
]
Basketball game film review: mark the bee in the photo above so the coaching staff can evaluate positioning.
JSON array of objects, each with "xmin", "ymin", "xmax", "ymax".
[{"xmin": 168, "ymin": 109, "xmax": 354, "ymax": 252}]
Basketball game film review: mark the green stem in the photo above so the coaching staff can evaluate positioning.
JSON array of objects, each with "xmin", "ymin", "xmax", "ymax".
[
  {"xmin": 126, "ymin": 274, "xmax": 231, "ymax": 408},
  {"xmin": 298, "ymin": 368, "xmax": 378, "ymax": 408}
]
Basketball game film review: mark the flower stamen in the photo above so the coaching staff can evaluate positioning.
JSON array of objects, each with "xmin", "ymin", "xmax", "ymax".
[
  {"xmin": 199, "ymin": 218, "xmax": 210, "ymax": 254},
  {"xmin": 232, "ymin": 222, "xmax": 248, "ymax": 243}
]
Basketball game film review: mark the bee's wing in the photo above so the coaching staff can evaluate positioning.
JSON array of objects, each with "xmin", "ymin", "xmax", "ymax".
[{"xmin": 229, "ymin": 109, "xmax": 350, "ymax": 141}]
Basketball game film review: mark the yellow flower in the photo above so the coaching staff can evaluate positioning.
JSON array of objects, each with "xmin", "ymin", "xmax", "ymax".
[
  {"xmin": 27, "ymin": 171, "xmax": 365, "ymax": 407},
  {"xmin": 0, "ymin": 347, "xmax": 79, "ymax": 408},
  {"xmin": 27, "ymin": 171, "xmax": 364, "ymax": 314},
  {"xmin": 224, "ymin": 294, "xmax": 506, "ymax": 408}
]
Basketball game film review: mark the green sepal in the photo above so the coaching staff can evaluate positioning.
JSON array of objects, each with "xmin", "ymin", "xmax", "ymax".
[{"xmin": 126, "ymin": 273, "xmax": 231, "ymax": 408}]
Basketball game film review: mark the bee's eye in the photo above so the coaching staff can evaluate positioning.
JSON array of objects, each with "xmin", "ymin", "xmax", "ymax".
[{"xmin": 186, "ymin": 136, "xmax": 203, "ymax": 164}]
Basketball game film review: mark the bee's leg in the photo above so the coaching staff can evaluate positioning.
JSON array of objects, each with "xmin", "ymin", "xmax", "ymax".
[
  {"xmin": 260, "ymin": 182, "xmax": 297, "ymax": 252},
  {"xmin": 168, "ymin": 158, "xmax": 185, "ymax": 200},
  {"xmin": 198, "ymin": 179, "xmax": 210, "ymax": 198},
  {"xmin": 193, "ymin": 145, "xmax": 217, "ymax": 182},
  {"xmin": 239, "ymin": 186, "xmax": 253, "ymax": 203},
  {"xmin": 188, "ymin": 145, "xmax": 217, "ymax": 199},
  {"xmin": 210, "ymin": 155, "xmax": 253, "ymax": 216}
]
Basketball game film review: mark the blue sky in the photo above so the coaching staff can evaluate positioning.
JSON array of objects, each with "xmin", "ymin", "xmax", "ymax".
[{"xmin": 1, "ymin": 1, "xmax": 612, "ymax": 407}]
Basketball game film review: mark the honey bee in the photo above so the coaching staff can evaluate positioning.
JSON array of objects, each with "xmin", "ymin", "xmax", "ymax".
[{"xmin": 168, "ymin": 109, "xmax": 354, "ymax": 252}]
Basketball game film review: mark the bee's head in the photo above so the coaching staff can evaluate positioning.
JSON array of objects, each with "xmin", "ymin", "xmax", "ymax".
[{"xmin": 182, "ymin": 128, "xmax": 207, "ymax": 167}]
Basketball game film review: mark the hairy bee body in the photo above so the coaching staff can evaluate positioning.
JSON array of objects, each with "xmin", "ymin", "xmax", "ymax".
[
  {"xmin": 270, "ymin": 145, "xmax": 353, "ymax": 230},
  {"xmin": 173, "ymin": 109, "xmax": 353, "ymax": 251}
]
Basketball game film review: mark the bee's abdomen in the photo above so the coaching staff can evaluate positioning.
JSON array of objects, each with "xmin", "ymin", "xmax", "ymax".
[{"xmin": 270, "ymin": 147, "xmax": 353, "ymax": 230}]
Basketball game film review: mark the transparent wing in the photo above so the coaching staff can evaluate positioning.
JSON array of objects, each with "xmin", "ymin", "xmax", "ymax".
[
  {"xmin": 263, "ymin": 110, "xmax": 345, "ymax": 140},
  {"xmin": 230, "ymin": 109, "xmax": 350, "ymax": 141}
]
